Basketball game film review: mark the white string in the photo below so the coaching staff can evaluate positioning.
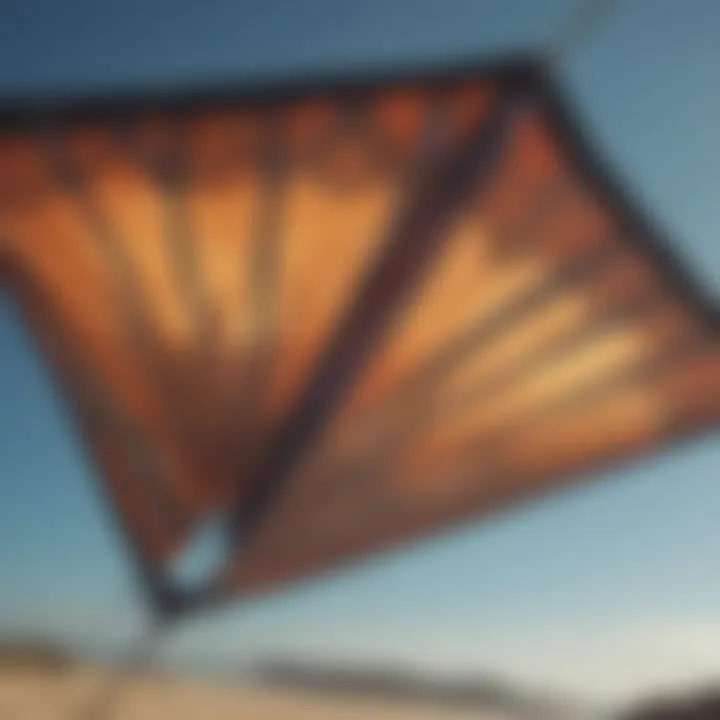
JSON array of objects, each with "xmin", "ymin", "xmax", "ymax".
[
  {"xmin": 543, "ymin": 0, "xmax": 622, "ymax": 67},
  {"xmin": 72, "ymin": 618, "xmax": 167, "ymax": 720}
]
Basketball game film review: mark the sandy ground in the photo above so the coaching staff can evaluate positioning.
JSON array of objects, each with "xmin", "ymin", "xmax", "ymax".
[{"xmin": 0, "ymin": 668, "xmax": 512, "ymax": 720}]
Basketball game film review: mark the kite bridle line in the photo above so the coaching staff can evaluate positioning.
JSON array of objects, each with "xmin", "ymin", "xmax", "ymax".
[{"xmin": 541, "ymin": 0, "xmax": 621, "ymax": 70}]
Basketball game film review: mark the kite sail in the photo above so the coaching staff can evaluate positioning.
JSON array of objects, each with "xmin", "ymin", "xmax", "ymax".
[{"xmin": 0, "ymin": 58, "xmax": 718, "ymax": 617}]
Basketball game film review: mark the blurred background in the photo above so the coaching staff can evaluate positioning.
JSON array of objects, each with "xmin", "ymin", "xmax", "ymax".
[{"xmin": 0, "ymin": 1, "xmax": 719, "ymax": 718}]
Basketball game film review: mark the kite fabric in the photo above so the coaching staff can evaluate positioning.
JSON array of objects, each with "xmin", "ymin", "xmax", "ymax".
[{"xmin": 0, "ymin": 59, "xmax": 717, "ymax": 616}]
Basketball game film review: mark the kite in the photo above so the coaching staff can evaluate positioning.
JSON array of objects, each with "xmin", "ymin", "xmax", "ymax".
[{"xmin": 0, "ymin": 56, "xmax": 718, "ymax": 622}]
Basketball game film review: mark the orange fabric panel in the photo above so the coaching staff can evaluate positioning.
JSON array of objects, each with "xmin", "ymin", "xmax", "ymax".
[
  {"xmin": 0, "ymin": 75, "xmax": 500, "ymax": 567},
  {"xmin": 220, "ymin": 103, "xmax": 720, "ymax": 597}
]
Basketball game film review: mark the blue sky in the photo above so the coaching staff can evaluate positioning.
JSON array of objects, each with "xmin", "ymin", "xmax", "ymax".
[{"xmin": 0, "ymin": 0, "xmax": 719, "ymax": 708}]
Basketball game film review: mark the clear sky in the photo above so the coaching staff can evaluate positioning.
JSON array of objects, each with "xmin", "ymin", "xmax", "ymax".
[{"xmin": 0, "ymin": 0, "xmax": 718, "ymax": 709}]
